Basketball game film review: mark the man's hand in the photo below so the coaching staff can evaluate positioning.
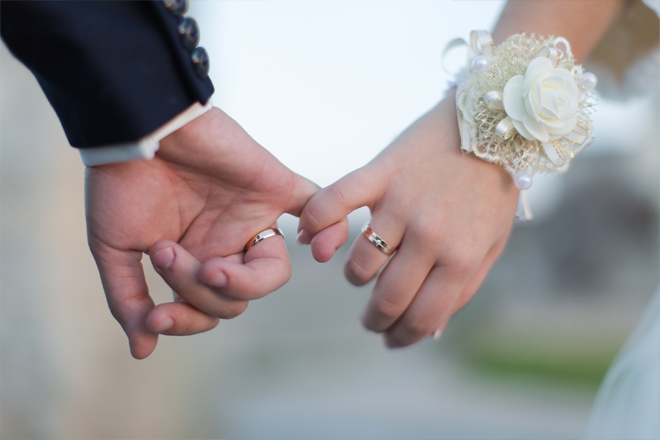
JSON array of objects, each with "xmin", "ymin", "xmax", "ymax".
[{"xmin": 85, "ymin": 107, "xmax": 318, "ymax": 359}]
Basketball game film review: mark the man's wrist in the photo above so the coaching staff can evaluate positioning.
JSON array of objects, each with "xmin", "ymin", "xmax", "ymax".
[{"xmin": 80, "ymin": 100, "xmax": 213, "ymax": 167}]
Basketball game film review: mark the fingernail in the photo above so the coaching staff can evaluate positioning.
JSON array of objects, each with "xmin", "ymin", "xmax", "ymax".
[
  {"xmin": 152, "ymin": 317, "xmax": 174, "ymax": 333},
  {"xmin": 152, "ymin": 247, "xmax": 175, "ymax": 271},
  {"xmin": 205, "ymin": 270, "xmax": 228, "ymax": 289},
  {"xmin": 296, "ymin": 230, "xmax": 311, "ymax": 245},
  {"xmin": 432, "ymin": 320, "xmax": 449, "ymax": 341}
]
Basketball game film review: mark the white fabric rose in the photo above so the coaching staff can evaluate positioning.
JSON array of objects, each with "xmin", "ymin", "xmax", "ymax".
[{"xmin": 502, "ymin": 57, "xmax": 579, "ymax": 142}]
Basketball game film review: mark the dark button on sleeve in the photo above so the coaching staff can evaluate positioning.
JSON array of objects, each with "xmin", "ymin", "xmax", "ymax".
[
  {"xmin": 162, "ymin": 0, "xmax": 188, "ymax": 17},
  {"xmin": 191, "ymin": 47, "xmax": 209, "ymax": 78},
  {"xmin": 178, "ymin": 17, "xmax": 200, "ymax": 49}
]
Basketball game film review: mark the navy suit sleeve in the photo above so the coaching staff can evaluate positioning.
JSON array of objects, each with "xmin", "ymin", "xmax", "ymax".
[{"xmin": 0, "ymin": 0, "xmax": 214, "ymax": 148}]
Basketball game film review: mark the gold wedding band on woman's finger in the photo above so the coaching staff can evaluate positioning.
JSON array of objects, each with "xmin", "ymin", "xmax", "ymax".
[
  {"xmin": 361, "ymin": 222, "xmax": 397, "ymax": 256},
  {"xmin": 244, "ymin": 228, "xmax": 284, "ymax": 252}
]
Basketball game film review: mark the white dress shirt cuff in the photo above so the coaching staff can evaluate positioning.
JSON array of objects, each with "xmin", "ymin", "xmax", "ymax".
[{"xmin": 79, "ymin": 100, "xmax": 213, "ymax": 167}]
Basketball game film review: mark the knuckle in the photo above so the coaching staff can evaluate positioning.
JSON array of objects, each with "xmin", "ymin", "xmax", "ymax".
[
  {"xmin": 371, "ymin": 298, "xmax": 404, "ymax": 322},
  {"xmin": 344, "ymin": 257, "xmax": 373, "ymax": 285},
  {"xmin": 383, "ymin": 208, "xmax": 407, "ymax": 230},
  {"xmin": 215, "ymin": 301, "xmax": 249, "ymax": 320},
  {"xmin": 183, "ymin": 316, "xmax": 219, "ymax": 335},
  {"xmin": 330, "ymin": 180, "xmax": 354, "ymax": 212},
  {"xmin": 408, "ymin": 220, "xmax": 444, "ymax": 249},
  {"xmin": 303, "ymin": 203, "xmax": 325, "ymax": 232},
  {"xmin": 180, "ymin": 320, "xmax": 195, "ymax": 335},
  {"xmin": 107, "ymin": 291, "xmax": 147, "ymax": 326},
  {"xmin": 445, "ymin": 247, "xmax": 479, "ymax": 275}
]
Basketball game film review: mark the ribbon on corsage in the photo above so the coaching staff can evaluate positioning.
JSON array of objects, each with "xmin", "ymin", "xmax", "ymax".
[{"xmin": 444, "ymin": 31, "xmax": 598, "ymax": 219}]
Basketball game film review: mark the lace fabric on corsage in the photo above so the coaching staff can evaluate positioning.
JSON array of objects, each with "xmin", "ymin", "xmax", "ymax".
[{"xmin": 450, "ymin": 31, "xmax": 598, "ymax": 195}]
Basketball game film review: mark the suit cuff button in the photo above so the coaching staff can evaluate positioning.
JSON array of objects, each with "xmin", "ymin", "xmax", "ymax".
[
  {"xmin": 178, "ymin": 17, "xmax": 200, "ymax": 49},
  {"xmin": 162, "ymin": 0, "xmax": 188, "ymax": 16},
  {"xmin": 191, "ymin": 47, "xmax": 210, "ymax": 78}
]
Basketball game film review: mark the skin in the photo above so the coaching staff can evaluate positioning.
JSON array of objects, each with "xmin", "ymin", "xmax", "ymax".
[
  {"xmin": 297, "ymin": 0, "xmax": 631, "ymax": 348},
  {"xmin": 84, "ymin": 0, "xmax": 632, "ymax": 358},
  {"xmin": 86, "ymin": 107, "xmax": 319, "ymax": 359},
  {"xmin": 299, "ymin": 96, "xmax": 520, "ymax": 347}
]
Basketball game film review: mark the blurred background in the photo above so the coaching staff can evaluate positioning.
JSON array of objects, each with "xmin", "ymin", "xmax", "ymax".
[{"xmin": 1, "ymin": 1, "xmax": 658, "ymax": 439}]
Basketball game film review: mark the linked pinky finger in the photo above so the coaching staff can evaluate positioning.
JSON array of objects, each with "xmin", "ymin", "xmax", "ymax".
[{"xmin": 310, "ymin": 219, "xmax": 349, "ymax": 263}]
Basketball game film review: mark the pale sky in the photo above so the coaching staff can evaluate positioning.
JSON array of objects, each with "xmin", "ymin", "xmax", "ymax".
[
  {"xmin": 191, "ymin": 0, "xmax": 506, "ymax": 186},
  {"xmin": 189, "ymin": 0, "xmax": 656, "ymax": 223}
]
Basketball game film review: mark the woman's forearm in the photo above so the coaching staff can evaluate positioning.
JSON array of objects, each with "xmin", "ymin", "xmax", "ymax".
[{"xmin": 492, "ymin": 0, "xmax": 632, "ymax": 61}]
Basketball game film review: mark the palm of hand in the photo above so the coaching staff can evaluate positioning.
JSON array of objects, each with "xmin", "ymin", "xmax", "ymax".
[{"xmin": 86, "ymin": 108, "xmax": 316, "ymax": 359}]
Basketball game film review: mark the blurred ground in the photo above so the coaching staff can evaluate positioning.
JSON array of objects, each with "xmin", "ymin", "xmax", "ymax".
[{"xmin": 1, "ymin": 4, "xmax": 658, "ymax": 439}]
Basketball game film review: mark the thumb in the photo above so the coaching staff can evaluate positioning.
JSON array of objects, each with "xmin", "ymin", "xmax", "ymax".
[{"xmin": 297, "ymin": 168, "xmax": 381, "ymax": 262}]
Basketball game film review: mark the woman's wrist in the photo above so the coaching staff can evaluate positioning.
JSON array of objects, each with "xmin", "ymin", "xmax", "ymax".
[{"xmin": 443, "ymin": 28, "xmax": 598, "ymax": 203}]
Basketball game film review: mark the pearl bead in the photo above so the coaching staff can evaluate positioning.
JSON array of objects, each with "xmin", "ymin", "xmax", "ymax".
[
  {"xmin": 580, "ymin": 72, "xmax": 598, "ymax": 90},
  {"xmin": 471, "ymin": 55, "xmax": 490, "ymax": 74},
  {"xmin": 513, "ymin": 171, "xmax": 533, "ymax": 190}
]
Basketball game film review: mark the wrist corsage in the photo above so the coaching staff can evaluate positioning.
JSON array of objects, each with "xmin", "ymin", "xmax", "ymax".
[{"xmin": 447, "ymin": 31, "xmax": 597, "ymax": 205}]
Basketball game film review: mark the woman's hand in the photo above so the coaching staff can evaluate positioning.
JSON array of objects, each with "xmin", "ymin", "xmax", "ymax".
[
  {"xmin": 86, "ymin": 107, "xmax": 318, "ymax": 359},
  {"xmin": 297, "ymin": 95, "xmax": 520, "ymax": 347}
]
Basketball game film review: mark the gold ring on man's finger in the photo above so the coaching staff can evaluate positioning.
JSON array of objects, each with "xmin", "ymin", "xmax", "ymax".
[{"xmin": 244, "ymin": 228, "xmax": 284, "ymax": 252}]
